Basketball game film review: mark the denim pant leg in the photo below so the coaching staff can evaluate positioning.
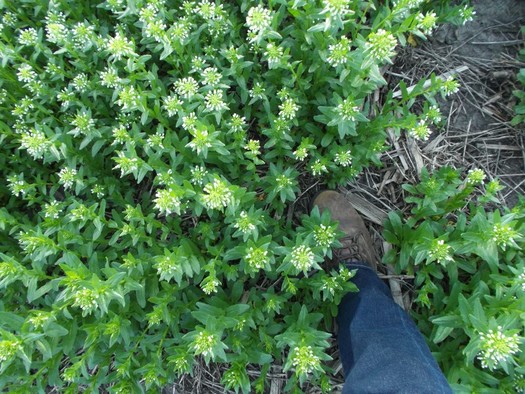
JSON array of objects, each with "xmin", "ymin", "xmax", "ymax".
[{"xmin": 337, "ymin": 264, "xmax": 452, "ymax": 394}]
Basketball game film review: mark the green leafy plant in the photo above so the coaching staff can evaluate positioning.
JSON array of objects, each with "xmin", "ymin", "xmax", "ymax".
[
  {"xmin": 384, "ymin": 167, "xmax": 525, "ymax": 392},
  {"xmin": 0, "ymin": 0, "xmax": 474, "ymax": 392},
  {"xmin": 512, "ymin": 26, "xmax": 525, "ymax": 125}
]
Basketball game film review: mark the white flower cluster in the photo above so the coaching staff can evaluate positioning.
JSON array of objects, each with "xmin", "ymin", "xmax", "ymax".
[
  {"xmin": 365, "ymin": 29, "xmax": 397, "ymax": 63},
  {"xmin": 19, "ymin": 129, "xmax": 51, "ymax": 160},
  {"xmin": 428, "ymin": 239, "xmax": 453, "ymax": 264},
  {"xmin": 491, "ymin": 223, "xmax": 519, "ymax": 249},
  {"xmin": 290, "ymin": 245, "xmax": 315, "ymax": 272},
  {"xmin": 327, "ymin": 37, "xmax": 351, "ymax": 67},
  {"xmin": 191, "ymin": 331, "xmax": 216, "ymax": 357},
  {"xmin": 246, "ymin": 5, "xmax": 273, "ymax": 34},
  {"xmin": 234, "ymin": 211, "xmax": 256, "ymax": 234},
  {"xmin": 58, "ymin": 167, "xmax": 77, "ymax": 190},
  {"xmin": 245, "ymin": 247, "xmax": 268, "ymax": 270},
  {"xmin": 201, "ymin": 276, "xmax": 220, "ymax": 295},
  {"xmin": 517, "ymin": 271, "xmax": 525, "ymax": 291},
  {"xmin": 416, "ymin": 12, "xmax": 437, "ymax": 35},
  {"xmin": 278, "ymin": 98, "xmax": 299, "ymax": 120},
  {"xmin": 291, "ymin": 345, "xmax": 320, "ymax": 376},
  {"xmin": 0, "ymin": 340, "xmax": 21, "ymax": 362},
  {"xmin": 18, "ymin": 27, "xmax": 38, "ymax": 46},
  {"xmin": 202, "ymin": 179, "xmax": 233, "ymax": 210},
  {"xmin": 408, "ymin": 120, "xmax": 431, "ymax": 141},
  {"xmin": 477, "ymin": 327, "xmax": 521, "ymax": 370},
  {"xmin": 72, "ymin": 288, "xmax": 99, "ymax": 314},
  {"xmin": 205, "ymin": 89, "xmax": 228, "ymax": 112},
  {"xmin": 321, "ymin": 0, "xmax": 355, "ymax": 18},
  {"xmin": 313, "ymin": 224, "xmax": 336, "ymax": 248},
  {"xmin": 335, "ymin": 150, "xmax": 352, "ymax": 167},
  {"xmin": 105, "ymin": 31, "xmax": 136, "ymax": 60},
  {"xmin": 154, "ymin": 188, "xmax": 181, "ymax": 215},
  {"xmin": 336, "ymin": 98, "xmax": 359, "ymax": 121}
]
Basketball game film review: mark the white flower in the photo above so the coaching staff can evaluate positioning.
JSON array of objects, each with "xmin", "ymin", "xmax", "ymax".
[
  {"xmin": 71, "ymin": 111, "xmax": 95, "ymax": 137},
  {"xmin": 20, "ymin": 129, "xmax": 51, "ymax": 160},
  {"xmin": 112, "ymin": 124, "xmax": 132, "ymax": 145},
  {"xmin": 201, "ymin": 277, "xmax": 220, "ymax": 295},
  {"xmin": 45, "ymin": 12, "xmax": 67, "ymax": 43},
  {"xmin": 293, "ymin": 147, "xmax": 308, "ymax": 161},
  {"xmin": 466, "ymin": 168, "xmax": 486, "ymax": 185},
  {"xmin": 425, "ymin": 105, "xmax": 442, "ymax": 124},
  {"xmin": 459, "ymin": 5, "xmax": 476, "ymax": 25},
  {"xmin": 105, "ymin": 31, "xmax": 136, "ymax": 60},
  {"xmin": 17, "ymin": 64, "xmax": 37, "ymax": 83},
  {"xmin": 190, "ymin": 165, "xmax": 208, "ymax": 185},
  {"xmin": 72, "ymin": 22, "xmax": 95, "ymax": 49},
  {"xmin": 191, "ymin": 331, "xmax": 216, "ymax": 357},
  {"xmin": 442, "ymin": 76, "xmax": 460, "ymax": 96},
  {"xmin": 146, "ymin": 131, "xmax": 164, "ymax": 149},
  {"xmin": 169, "ymin": 20, "xmax": 189, "ymax": 42},
  {"xmin": 58, "ymin": 168, "xmax": 77, "ymax": 190},
  {"xmin": 334, "ymin": 151, "xmax": 352, "ymax": 167},
  {"xmin": 517, "ymin": 271, "xmax": 525, "ymax": 291},
  {"xmin": 229, "ymin": 114, "xmax": 246, "ymax": 133},
  {"xmin": 72, "ymin": 288, "xmax": 98, "ymax": 314},
  {"xmin": 491, "ymin": 223, "xmax": 519, "ymax": 249},
  {"xmin": 365, "ymin": 29, "xmax": 397, "ymax": 62},
  {"xmin": 205, "ymin": 89, "xmax": 228, "ymax": 111},
  {"xmin": 321, "ymin": 0, "xmax": 355, "ymax": 17},
  {"xmin": 279, "ymin": 98, "xmax": 299, "ymax": 120},
  {"xmin": 244, "ymin": 139, "xmax": 261, "ymax": 156},
  {"xmin": 202, "ymin": 179, "xmax": 233, "ymax": 210},
  {"xmin": 44, "ymin": 201, "xmax": 62, "ymax": 219},
  {"xmin": 163, "ymin": 94, "xmax": 182, "ymax": 117},
  {"xmin": 116, "ymin": 85, "xmax": 139, "ymax": 110},
  {"xmin": 18, "ymin": 27, "xmax": 38, "ymax": 46},
  {"xmin": 249, "ymin": 81, "xmax": 266, "ymax": 100},
  {"xmin": 174, "ymin": 77, "xmax": 199, "ymax": 99},
  {"xmin": 311, "ymin": 160, "xmax": 328, "ymax": 176},
  {"xmin": 245, "ymin": 247, "xmax": 268, "ymax": 270},
  {"xmin": 246, "ymin": 5, "xmax": 273, "ymax": 33},
  {"xmin": 186, "ymin": 129, "xmax": 212, "ymax": 155},
  {"xmin": 290, "ymin": 245, "xmax": 315, "ymax": 272},
  {"xmin": 264, "ymin": 43, "xmax": 284, "ymax": 68},
  {"xmin": 416, "ymin": 12, "xmax": 437, "ymax": 35},
  {"xmin": 477, "ymin": 326, "xmax": 521, "ymax": 370},
  {"xmin": 291, "ymin": 346, "xmax": 321, "ymax": 376},
  {"xmin": 314, "ymin": 224, "xmax": 337, "ymax": 247},
  {"xmin": 408, "ymin": 120, "xmax": 431, "ymax": 141},
  {"xmin": 182, "ymin": 112, "xmax": 198, "ymax": 131},
  {"xmin": 234, "ymin": 211, "xmax": 256, "ymax": 234},
  {"xmin": 100, "ymin": 67, "xmax": 121, "ymax": 88},
  {"xmin": 154, "ymin": 188, "xmax": 181, "ymax": 215},
  {"xmin": 336, "ymin": 98, "xmax": 359, "ymax": 121},
  {"xmin": 428, "ymin": 239, "xmax": 453, "ymax": 264},
  {"xmin": 113, "ymin": 151, "xmax": 139, "ymax": 177},
  {"xmin": 327, "ymin": 37, "xmax": 351, "ymax": 67},
  {"xmin": 72, "ymin": 73, "xmax": 89, "ymax": 92},
  {"xmin": 201, "ymin": 67, "xmax": 222, "ymax": 86}
]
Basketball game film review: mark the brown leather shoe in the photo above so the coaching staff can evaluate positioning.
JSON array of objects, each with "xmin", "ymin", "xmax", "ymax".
[{"xmin": 312, "ymin": 190, "xmax": 379, "ymax": 271}]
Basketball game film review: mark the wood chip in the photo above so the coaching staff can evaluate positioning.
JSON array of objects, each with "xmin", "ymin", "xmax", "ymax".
[{"xmin": 339, "ymin": 190, "xmax": 388, "ymax": 225}]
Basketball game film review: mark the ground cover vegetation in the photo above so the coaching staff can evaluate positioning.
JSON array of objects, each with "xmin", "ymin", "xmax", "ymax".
[
  {"xmin": 384, "ymin": 167, "xmax": 525, "ymax": 393},
  {"xmin": 0, "ymin": 0, "xmax": 508, "ymax": 392}
]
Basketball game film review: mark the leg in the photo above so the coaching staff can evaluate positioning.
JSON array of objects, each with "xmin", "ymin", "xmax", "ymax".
[{"xmin": 337, "ymin": 264, "xmax": 452, "ymax": 394}]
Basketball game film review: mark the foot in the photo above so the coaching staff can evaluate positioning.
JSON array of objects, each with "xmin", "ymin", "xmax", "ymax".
[{"xmin": 312, "ymin": 190, "xmax": 379, "ymax": 271}]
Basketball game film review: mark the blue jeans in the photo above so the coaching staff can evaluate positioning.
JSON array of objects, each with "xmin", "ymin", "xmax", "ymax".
[{"xmin": 337, "ymin": 264, "xmax": 453, "ymax": 393}]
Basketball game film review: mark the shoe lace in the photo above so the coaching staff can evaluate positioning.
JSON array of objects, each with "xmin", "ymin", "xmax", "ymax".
[{"xmin": 332, "ymin": 233, "xmax": 377, "ymax": 265}]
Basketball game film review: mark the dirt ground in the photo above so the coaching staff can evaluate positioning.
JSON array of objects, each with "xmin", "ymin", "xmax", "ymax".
[{"xmin": 166, "ymin": 1, "xmax": 525, "ymax": 392}]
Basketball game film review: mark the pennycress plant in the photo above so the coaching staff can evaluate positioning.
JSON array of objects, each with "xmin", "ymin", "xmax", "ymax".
[
  {"xmin": 0, "ymin": 0, "xmax": 472, "ymax": 392},
  {"xmin": 384, "ymin": 167, "xmax": 525, "ymax": 392}
]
